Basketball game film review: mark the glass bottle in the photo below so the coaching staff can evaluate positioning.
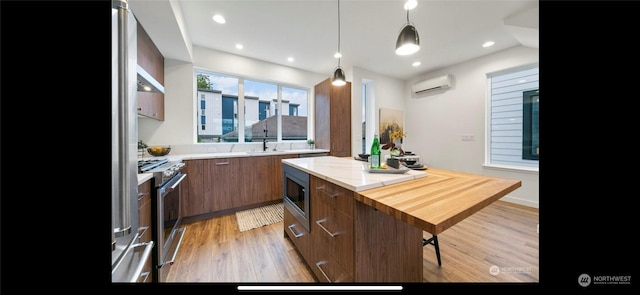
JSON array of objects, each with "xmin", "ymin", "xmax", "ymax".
[{"xmin": 370, "ymin": 134, "xmax": 381, "ymax": 169}]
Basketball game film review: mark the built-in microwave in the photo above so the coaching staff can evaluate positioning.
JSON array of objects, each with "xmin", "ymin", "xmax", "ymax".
[{"xmin": 282, "ymin": 164, "xmax": 310, "ymax": 232}]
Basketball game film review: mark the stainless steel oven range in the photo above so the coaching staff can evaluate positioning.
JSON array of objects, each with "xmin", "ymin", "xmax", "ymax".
[{"xmin": 139, "ymin": 158, "xmax": 187, "ymax": 282}]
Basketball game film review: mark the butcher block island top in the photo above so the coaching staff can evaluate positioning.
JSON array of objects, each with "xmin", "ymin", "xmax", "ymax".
[
  {"xmin": 355, "ymin": 167, "xmax": 521, "ymax": 235},
  {"xmin": 282, "ymin": 156, "xmax": 522, "ymax": 235}
]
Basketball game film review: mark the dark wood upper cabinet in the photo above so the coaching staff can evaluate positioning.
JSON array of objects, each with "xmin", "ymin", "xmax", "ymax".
[
  {"xmin": 137, "ymin": 22, "xmax": 164, "ymax": 85},
  {"xmin": 136, "ymin": 22, "xmax": 165, "ymax": 121},
  {"xmin": 314, "ymin": 78, "xmax": 352, "ymax": 157}
]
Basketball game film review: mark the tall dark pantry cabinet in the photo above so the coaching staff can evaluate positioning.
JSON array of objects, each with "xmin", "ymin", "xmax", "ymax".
[{"xmin": 314, "ymin": 78, "xmax": 352, "ymax": 157}]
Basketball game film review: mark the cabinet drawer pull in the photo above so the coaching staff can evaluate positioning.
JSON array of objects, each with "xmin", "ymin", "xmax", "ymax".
[
  {"xmin": 137, "ymin": 191, "xmax": 149, "ymax": 201},
  {"xmin": 315, "ymin": 186, "xmax": 339, "ymax": 198},
  {"xmin": 315, "ymin": 261, "xmax": 332, "ymax": 282},
  {"xmin": 287, "ymin": 224, "xmax": 304, "ymax": 238},
  {"xmin": 137, "ymin": 226, "xmax": 150, "ymax": 241},
  {"xmin": 316, "ymin": 219, "xmax": 339, "ymax": 237},
  {"xmin": 215, "ymin": 162, "xmax": 230, "ymax": 166},
  {"xmin": 139, "ymin": 271, "xmax": 151, "ymax": 283}
]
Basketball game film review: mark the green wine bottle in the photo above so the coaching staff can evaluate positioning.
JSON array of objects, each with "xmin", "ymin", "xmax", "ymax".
[{"xmin": 370, "ymin": 134, "xmax": 381, "ymax": 169}]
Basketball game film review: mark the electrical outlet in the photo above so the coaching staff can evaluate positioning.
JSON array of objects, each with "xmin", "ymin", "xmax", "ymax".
[
  {"xmin": 461, "ymin": 134, "xmax": 475, "ymax": 141},
  {"xmin": 537, "ymin": 224, "xmax": 539, "ymax": 234}
]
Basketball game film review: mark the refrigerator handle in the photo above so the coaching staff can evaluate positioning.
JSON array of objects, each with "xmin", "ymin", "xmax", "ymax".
[{"xmin": 113, "ymin": 0, "xmax": 133, "ymax": 238}]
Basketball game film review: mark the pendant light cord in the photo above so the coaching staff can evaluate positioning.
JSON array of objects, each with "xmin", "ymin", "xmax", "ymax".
[
  {"xmin": 406, "ymin": 9, "xmax": 410, "ymax": 23},
  {"xmin": 337, "ymin": 0, "xmax": 341, "ymax": 67}
]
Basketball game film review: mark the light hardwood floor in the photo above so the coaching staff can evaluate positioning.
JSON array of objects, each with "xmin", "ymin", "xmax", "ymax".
[{"xmin": 166, "ymin": 200, "xmax": 538, "ymax": 283}]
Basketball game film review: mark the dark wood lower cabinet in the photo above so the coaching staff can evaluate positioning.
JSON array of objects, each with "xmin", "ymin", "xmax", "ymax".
[
  {"xmin": 283, "ymin": 208, "xmax": 311, "ymax": 260},
  {"xmin": 208, "ymin": 158, "xmax": 237, "ymax": 211},
  {"xmin": 181, "ymin": 154, "xmax": 302, "ymax": 220},
  {"xmin": 353, "ymin": 200, "xmax": 422, "ymax": 282},
  {"xmin": 285, "ymin": 171, "xmax": 423, "ymax": 282},
  {"xmin": 237, "ymin": 156, "xmax": 271, "ymax": 208},
  {"xmin": 181, "ymin": 159, "xmax": 206, "ymax": 217},
  {"xmin": 137, "ymin": 179, "xmax": 154, "ymax": 283},
  {"xmin": 310, "ymin": 245, "xmax": 353, "ymax": 282}
]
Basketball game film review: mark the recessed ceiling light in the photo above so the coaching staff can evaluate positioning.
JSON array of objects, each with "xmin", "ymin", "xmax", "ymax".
[
  {"xmin": 213, "ymin": 14, "xmax": 226, "ymax": 24},
  {"xmin": 404, "ymin": 0, "xmax": 417, "ymax": 10},
  {"xmin": 518, "ymin": 79, "xmax": 527, "ymax": 83},
  {"xmin": 334, "ymin": 52, "xmax": 342, "ymax": 59},
  {"xmin": 482, "ymin": 41, "xmax": 495, "ymax": 48},
  {"xmin": 412, "ymin": 61, "xmax": 421, "ymax": 67},
  {"xmin": 235, "ymin": 44, "xmax": 243, "ymax": 50},
  {"xmin": 287, "ymin": 57, "xmax": 294, "ymax": 62}
]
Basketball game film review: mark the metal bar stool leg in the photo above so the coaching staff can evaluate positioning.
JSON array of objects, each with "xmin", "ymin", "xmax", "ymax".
[{"xmin": 422, "ymin": 235, "xmax": 442, "ymax": 266}]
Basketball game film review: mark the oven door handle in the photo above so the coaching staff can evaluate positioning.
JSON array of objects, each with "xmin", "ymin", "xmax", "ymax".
[
  {"xmin": 163, "ymin": 173, "xmax": 187, "ymax": 194},
  {"xmin": 160, "ymin": 227, "xmax": 186, "ymax": 267}
]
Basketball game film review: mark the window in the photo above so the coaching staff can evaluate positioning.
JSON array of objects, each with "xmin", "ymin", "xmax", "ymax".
[
  {"xmin": 522, "ymin": 90, "xmax": 539, "ymax": 160},
  {"xmin": 289, "ymin": 104, "xmax": 298, "ymax": 116},
  {"xmin": 196, "ymin": 72, "xmax": 238, "ymax": 143},
  {"xmin": 195, "ymin": 70, "xmax": 308, "ymax": 143},
  {"xmin": 281, "ymin": 86, "xmax": 308, "ymax": 140},
  {"xmin": 362, "ymin": 83, "xmax": 367, "ymax": 154},
  {"xmin": 487, "ymin": 64, "xmax": 539, "ymax": 169}
]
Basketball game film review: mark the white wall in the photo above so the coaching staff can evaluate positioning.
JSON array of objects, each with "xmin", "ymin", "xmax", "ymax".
[
  {"xmin": 138, "ymin": 58, "xmax": 194, "ymax": 146},
  {"xmin": 349, "ymin": 66, "xmax": 406, "ymax": 157},
  {"xmin": 404, "ymin": 45, "xmax": 539, "ymax": 208}
]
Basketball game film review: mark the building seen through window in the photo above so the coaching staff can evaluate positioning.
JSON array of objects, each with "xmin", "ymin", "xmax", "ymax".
[{"xmin": 196, "ymin": 71, "xmax": 308, "ymax": 143}]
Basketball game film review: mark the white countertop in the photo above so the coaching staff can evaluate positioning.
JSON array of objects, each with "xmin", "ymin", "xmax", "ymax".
[
  {"xmin": 137, "ymin": 173, "xmax": 153, "ymax": 185},
  {"xmin": 176, "ymin": 149, "xmax": 329, "ymax": 160},
  {"xmin": 136, "ymin": 149, "xmax": 330, "ymax": 185},
  {"xmin": 282, "ymin": 156, "xmax": 428, "ymax": 192}
]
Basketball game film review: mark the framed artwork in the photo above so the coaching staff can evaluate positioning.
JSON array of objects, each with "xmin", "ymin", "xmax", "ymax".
[{"xmin": 379, "ymin": 108, "xmax": 404, "ymax": 145}]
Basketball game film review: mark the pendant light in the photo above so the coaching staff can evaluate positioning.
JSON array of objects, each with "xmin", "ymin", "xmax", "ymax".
[
  {"xmin": 332, "ymin": 0, "xmax": 346, "ymax": 86},
  {"xmin": 395, "ymin": 0, "xmax": 420, "ymax": 56}
]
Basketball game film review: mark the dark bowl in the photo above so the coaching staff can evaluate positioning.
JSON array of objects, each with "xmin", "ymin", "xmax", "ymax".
[
  {"xmin": 358, "ymin": 153, "xmax": 370, "ymax": 160},
  {"xmin": 399, "ymin": 159, "xmax": 416, "ymax": 165}
]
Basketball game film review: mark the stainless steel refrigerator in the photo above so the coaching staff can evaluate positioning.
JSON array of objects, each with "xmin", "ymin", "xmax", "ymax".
[{"xmin": 111, "ymin": 0, "xmax": 154, "ymax": 282}]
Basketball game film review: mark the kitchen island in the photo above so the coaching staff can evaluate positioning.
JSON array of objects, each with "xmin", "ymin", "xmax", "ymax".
[{"xmin": 282, "ymin": 156, "xmax": 521, "ymax": 282}]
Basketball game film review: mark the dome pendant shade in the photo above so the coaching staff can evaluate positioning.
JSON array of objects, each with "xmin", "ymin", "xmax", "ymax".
[
  {"xmin": 395, "ymin": 24, "xmax": 420, "ymax": 55},
  {"xmin": 331, "ymin": 0, "xmax": 346, "ymax": 86},
  {"xmin": 332, "ymin": 67, "xmax": 346, "ymax": 86}
]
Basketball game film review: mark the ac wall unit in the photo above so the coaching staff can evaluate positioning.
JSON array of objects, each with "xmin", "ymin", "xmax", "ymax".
[{"xmin": 412, "ymin": 74, "xmax": 452, "ymax": 95}]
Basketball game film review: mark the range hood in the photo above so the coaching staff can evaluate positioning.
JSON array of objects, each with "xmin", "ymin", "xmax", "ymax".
[{"xmin": 137, "ymin": 65, "xmax": 164, "ymax": 93}]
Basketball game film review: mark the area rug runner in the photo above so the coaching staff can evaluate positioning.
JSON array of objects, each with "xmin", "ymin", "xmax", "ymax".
[{"xmin": 235, "ymin": 202, "xmax": 283, "ymax": 232}]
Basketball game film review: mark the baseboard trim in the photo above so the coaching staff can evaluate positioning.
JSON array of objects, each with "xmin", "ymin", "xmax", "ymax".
[{"xmin": 498, "ymin": 195, "xmax": 539, "ymax": 211}]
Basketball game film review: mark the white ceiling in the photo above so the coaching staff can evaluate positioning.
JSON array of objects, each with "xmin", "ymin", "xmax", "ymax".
[{"xmin": 129, "ymin": 0, "xmax": 538, "ymax": 81}]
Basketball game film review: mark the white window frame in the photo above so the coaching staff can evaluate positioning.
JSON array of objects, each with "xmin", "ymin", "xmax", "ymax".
[{"xmin": 484, "ymin": 63, "xmax": 539, "ymax": 173}]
